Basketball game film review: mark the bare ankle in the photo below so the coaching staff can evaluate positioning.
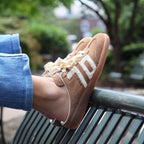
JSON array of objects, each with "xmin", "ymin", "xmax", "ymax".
[{"xmin": 32, "ymin": 75, "xmax": 68, "ymax": 122}]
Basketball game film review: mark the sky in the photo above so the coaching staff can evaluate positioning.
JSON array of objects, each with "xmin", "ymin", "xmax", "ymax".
[{"xmin": 54, "ymin": 0, "xmax": 97, "ymax": 19}]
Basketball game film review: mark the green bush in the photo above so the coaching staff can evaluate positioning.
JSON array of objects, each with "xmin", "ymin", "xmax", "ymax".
[
  {"xmin": 20, "ymin": 34, "xmax": 42, "ymax": 70},
  {"xmin": 0, "ymin": 17, "xmax": 70, "ymax": 70},
  {"xmin": 0, "ymin": 17, "xmax": 42, "ymax": 70},
  {"xmin": 28, "ymin": 22, "xmax": 70, "ymax": 56},
  {"xmin": 104, "ymin": 42, "xmax": 144, "ymax": 75}
]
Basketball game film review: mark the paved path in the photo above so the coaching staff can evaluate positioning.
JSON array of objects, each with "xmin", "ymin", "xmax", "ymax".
[{"xmin": 3, "ymin": 109, "xmax": 26, "ymax": 144}]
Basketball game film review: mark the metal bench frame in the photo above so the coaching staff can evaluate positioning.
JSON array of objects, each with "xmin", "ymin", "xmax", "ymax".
[{"xmin": 12, "ymin": 87, "xmax": 144, "ymax": 144}]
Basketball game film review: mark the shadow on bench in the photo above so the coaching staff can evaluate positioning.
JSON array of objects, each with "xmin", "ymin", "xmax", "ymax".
[{"xmin": 12, "ymin": 87, "xmax": 144, "ymax": 144}]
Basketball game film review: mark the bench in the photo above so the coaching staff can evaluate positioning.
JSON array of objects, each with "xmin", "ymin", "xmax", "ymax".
[{"xmin": 12, "ymin": 87, "xmax": 144, "ymax": 144}]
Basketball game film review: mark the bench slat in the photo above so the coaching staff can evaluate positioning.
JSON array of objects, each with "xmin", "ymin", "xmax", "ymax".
[
  {"xmin": 88, "ymin": 110, "xmax": 113, "ymax": 144},
  {"xmin": 32, "ymin": 120, "xmax": 50, "ymax": 143},
  {"xmin": 23, "ymin": 113, "xmax": 43, "ymax": 144},
  {"xmin": 59, "ymin": 107, "xmax": 96, "ymax": 144},
  {"xmin": 109, "ymin": 115, "xmax": 133, "ymax": 144},
  {"xmin": 13, "ymin": 109, "xmax": 36, "ymax": 143},
  {"xmin": 60, "ymin": 129, "xmax": 75, "ymax": 144},
  {"xmin": 18, "ymin": 110, "xmax": 39, "ymax": 144},
  {"xmin": 53, "ymin": 127, "xmax": 68, "ymax": 143},
  {"xmin": 30, "ymin": 116, "xmax": 47, "ymax": 143},
  {"xmin": 135, "ymin": 123, "xmax": 144, "ymax": 144},
  {"xmin": 78, "ymin": 108, "xmax": 104, "ymax": 144},
  {"xmin": 121, "ymin": 118, "xmax": 143, "ymax": 144},
  {"xmin": 68, "ymin": 106, "xmax": 97, "ymax": 144},
  {"xmin": 39, "ymin": 124, "xmax": 55, "ymax": 143},
  {"xmin": 97, "ymin": 112, "xmax": 122, "ymax": 144},
  {"xmin": 45, "ymin": 126, "xmax": 60, "ymax": 144}
]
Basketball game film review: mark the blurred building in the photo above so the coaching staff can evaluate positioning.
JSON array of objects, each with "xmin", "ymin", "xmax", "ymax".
[{"xmin": 54, "ymin": 1, "xmax": 106, "ymax": 39}]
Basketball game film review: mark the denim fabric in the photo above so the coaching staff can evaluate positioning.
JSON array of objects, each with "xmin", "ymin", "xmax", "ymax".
[
  {"xmin": 0, "ymin": 34, "xmax": 21, "ymax": 54},
  {"xmin": 0, "ymin": 34, "xmax": 33, "ymax": 111}
]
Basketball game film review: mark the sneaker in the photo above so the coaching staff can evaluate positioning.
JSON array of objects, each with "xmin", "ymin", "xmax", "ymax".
[
  {"xmin": 43, "ymin": 37, "xmax": 92, "ymax": 77},
  {"xmin": 43, "ymin": 37, "xmax": 92, "ymax": 126},
  {"xmin": 44, "ymin": 33, "xmax": 110, "ymax": 129}
]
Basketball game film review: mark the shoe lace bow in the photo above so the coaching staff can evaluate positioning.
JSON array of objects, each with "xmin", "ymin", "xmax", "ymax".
[{"xmin": 44, "ymin": 51, "xmax": 86, "ymax": 76}]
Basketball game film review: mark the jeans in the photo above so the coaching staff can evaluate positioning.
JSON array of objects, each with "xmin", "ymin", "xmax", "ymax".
[{"xmin": 0, "ymin": 34, "xmax": 33, "ymax": 111}]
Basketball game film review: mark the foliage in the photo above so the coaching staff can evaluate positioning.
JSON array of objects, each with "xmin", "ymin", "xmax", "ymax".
[
  {"xmin": 0, "ymin": 0, "xmax": 73, "ymax": 18},
  {"xmin": 28, "ymin": 22, "xmax": 70, "ymax": 55},
  {"xmin": 51, "ymin": 19, "xmax": 81, "ymax": 41},
  {"xmin": 123, "ymin": 43, "xmax": 144, "ymax": 53},
  {"xmin": 105, "ymin": 42, "xmax": 144, "ymax": 74},
  {"xmin": 0, "ymin": 17, "xmax": 43, "ymax": 70},
  {"xmin": 0, "ymin": 0, "xmax": 74, "ymax": 70},
  {"xmin": 78, "ymin": 0, "xmax": 144, "ymax": 72},
  {"xmin": 0, "ymin": 17, "xmax": 70, "ymax": 70},
  {"xmin": 122, "ymin": 43, "xmax": 144, "ymax": 72},
  {"xmin": 91, "ymin": 28, "xmax": 105, "ymax": 36}
]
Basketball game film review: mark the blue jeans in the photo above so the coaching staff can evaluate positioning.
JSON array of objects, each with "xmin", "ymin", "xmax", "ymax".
[{"xmin": 0, "ymin": 34, "xmax": 33, "ymax": 111}]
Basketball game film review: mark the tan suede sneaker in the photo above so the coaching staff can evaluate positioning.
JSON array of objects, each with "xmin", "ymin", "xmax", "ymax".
[
  {"xmin": 43, "ymin": 37, "xmax": 92, "ymax": 77},
  {"xmin": 43, "ymin": 37, "xmax": 92, "ymax": 126},
  {"xmin": 44, "ymin": 33, "xmax": 110, "ymax": 129}
]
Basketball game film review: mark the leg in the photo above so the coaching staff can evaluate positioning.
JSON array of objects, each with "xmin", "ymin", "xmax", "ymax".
[{"xmin": 43, "ymin": 33, "xmax": 110, "ymax": 129}]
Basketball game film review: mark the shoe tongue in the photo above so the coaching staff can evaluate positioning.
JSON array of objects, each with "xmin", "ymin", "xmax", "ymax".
[{"xmin": 52, "ymin": 73, "xmax": 64, "ymax": 87}]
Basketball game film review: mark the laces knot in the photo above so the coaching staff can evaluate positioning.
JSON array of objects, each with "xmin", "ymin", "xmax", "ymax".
[{"xmin": 44, "ymin": 51, "xmax": 86, "ymax": 76}]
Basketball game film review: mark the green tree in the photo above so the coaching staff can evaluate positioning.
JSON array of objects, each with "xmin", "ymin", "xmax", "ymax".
[
  {"xmin": 0, "ymin": 0, "xmax": 73, "ymax": 17},
  {"xmin": 29, "ymin": 22, "xmax": 69, "ymax": 57},
  {"xmin": 0, "ymin": 0, "xmax": 74, "ymax": 70},
  {"xmin": 79, "ymin": 0, "xmax": 144, "ymax": 72}
]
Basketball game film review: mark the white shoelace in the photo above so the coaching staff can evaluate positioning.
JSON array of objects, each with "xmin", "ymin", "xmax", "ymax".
[{"xmin": 44, "ymin": 51, "xmax": 86, "ymax": 76}]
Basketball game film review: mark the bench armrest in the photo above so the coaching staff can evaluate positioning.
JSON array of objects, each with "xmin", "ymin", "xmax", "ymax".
[{"xmin": 90, "ymin": 87, "xmax": 144, "ymax": 115}]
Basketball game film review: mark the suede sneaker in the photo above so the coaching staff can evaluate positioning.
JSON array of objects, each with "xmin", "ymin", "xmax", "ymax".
[
  {"xmin": 43, "ymin": 37, "xmax": 92, "ymax": 77},
  {"xmin": 44, "ymin": 33, "xmax": 110, "ymax": 129}
]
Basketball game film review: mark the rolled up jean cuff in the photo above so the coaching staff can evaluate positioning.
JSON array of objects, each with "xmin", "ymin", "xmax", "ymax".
[
  {"xmin": 0, "ymin": 53, "xmax": 33, "ymax": 111},
  {"xmin": 0, "ymin": 34, "xmax": 21, "ymax": 54}
]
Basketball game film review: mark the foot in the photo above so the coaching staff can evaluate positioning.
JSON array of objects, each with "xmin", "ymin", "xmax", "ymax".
[
  {"xmin": 33, "ymin": 37, "xmax": 92, "ymax": 124},
  {"xmin": 43, "ymin": 37, "xmax": 92, "ymax": 77},
  {"xmin": 43, "ymin": 33, "xmax": 110, "ymax": 129},
  {"xmin": 32, "ymin": 75, "xmax": 69, "ymax": 122}
]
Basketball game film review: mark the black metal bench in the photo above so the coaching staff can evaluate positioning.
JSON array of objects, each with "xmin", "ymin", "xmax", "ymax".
[{"xmin": 12, "ymin": 87, "xmax": 144, "ymax": 144}]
